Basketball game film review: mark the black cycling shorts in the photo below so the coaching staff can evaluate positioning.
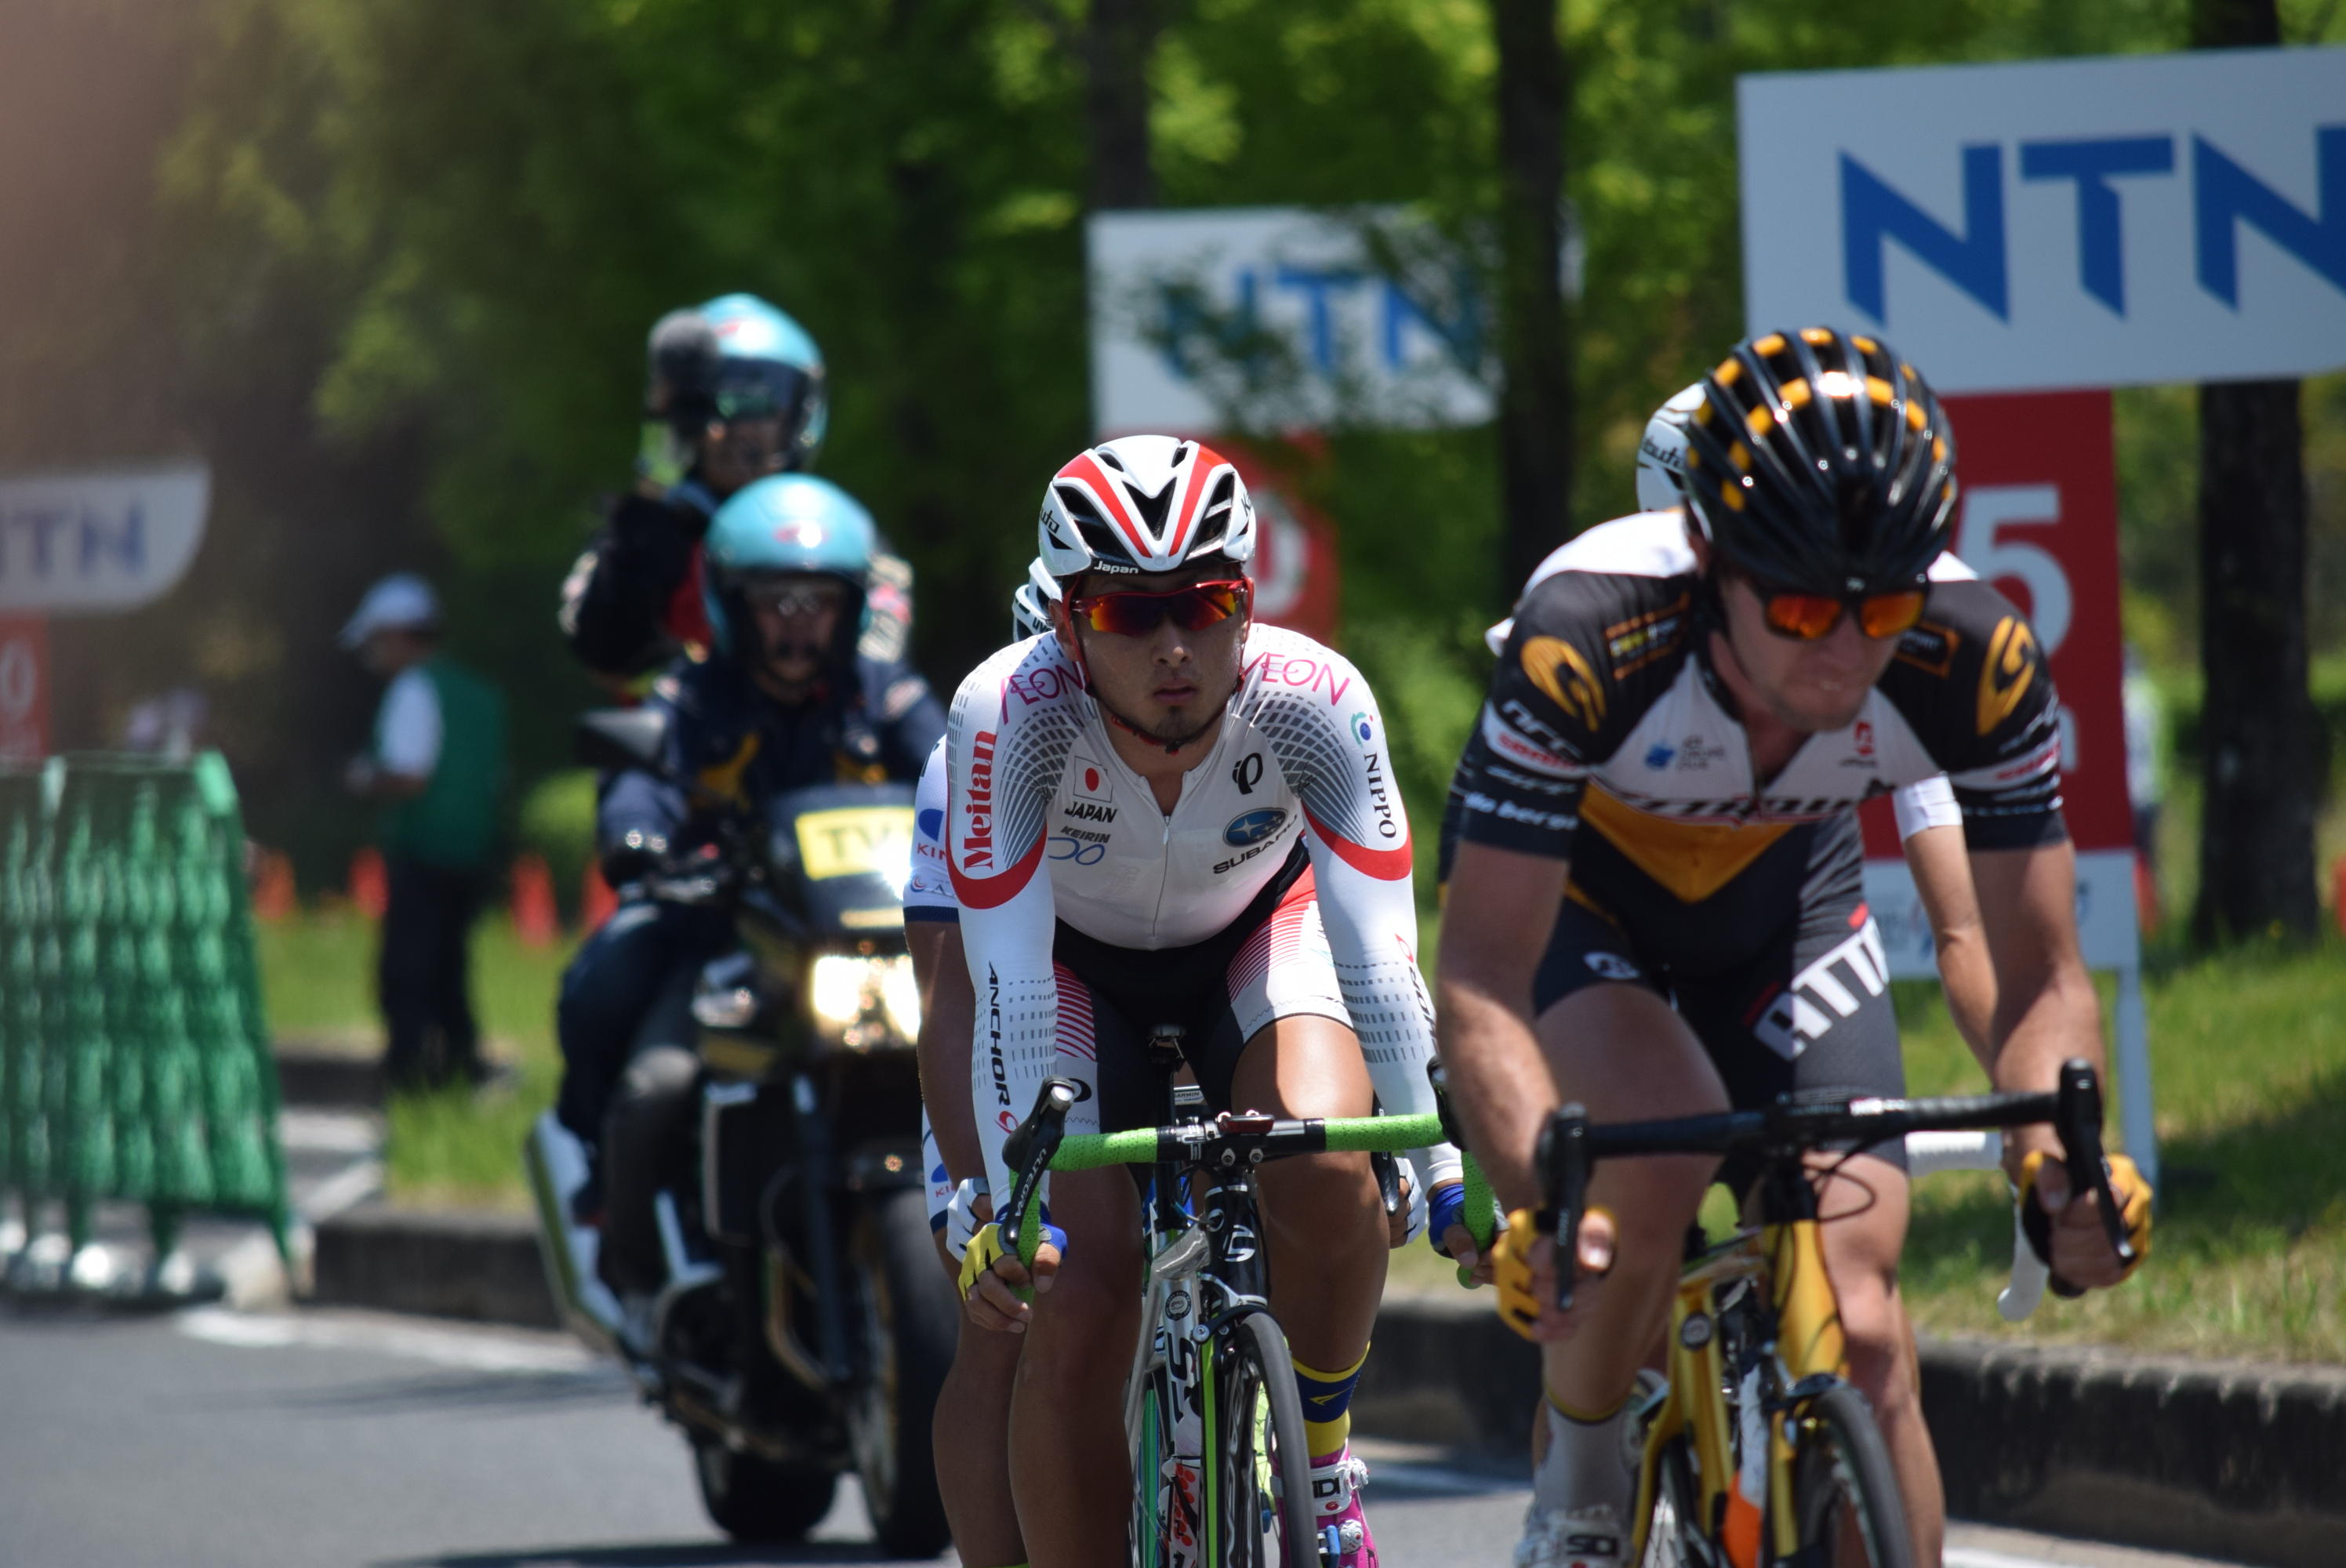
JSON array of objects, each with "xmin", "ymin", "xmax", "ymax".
[
  {"xmin": 1531, "ymin": 814, "xmax": 1908, "ymax": 1174},
  {"xmin": 1047, "ymin": 842, "xmax": 1348, "ymax": 1145}
]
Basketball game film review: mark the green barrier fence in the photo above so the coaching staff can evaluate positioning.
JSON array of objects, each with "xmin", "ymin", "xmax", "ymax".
[{"xmin": 0, "ymin": 753, "xmax": 290, "ymax": 1282}]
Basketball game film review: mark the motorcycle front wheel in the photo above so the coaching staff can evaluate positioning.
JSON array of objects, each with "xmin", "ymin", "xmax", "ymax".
[
  {"xmin": 846, "ymin": 1185, "xmax": 957, "ymax": 1557},
  {"xmin": 691, "ymin": 1439, "xmax": 837, "ymax": 1544}
]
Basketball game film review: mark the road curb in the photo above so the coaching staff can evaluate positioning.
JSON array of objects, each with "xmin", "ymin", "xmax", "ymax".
[
  {"xmin": 303, "ymin": 1209, "xmax": 2346, "ymax": 1566},
  {"xmin": 1351, "ymin": 1293, "xmax": 2346, "ymax": 1568},
  {"xmin": 310, "ymin": 1204, "xmax": 557, "ymax": 1330}
]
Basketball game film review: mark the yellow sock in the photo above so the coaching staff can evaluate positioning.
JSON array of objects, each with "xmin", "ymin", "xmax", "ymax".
[
  {"xmin": 1544, "ymin": 1385, "xmax": 1629, "ymax": 1425},
  {"xmin": 1294, "ymin": 1347, "xmax": 1370, "ymax": 1458}
]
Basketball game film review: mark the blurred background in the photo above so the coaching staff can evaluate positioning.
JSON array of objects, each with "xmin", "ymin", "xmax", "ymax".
[{"xmin": 12, "ymin": 0, "xmax": 2341, "ymax": 922}]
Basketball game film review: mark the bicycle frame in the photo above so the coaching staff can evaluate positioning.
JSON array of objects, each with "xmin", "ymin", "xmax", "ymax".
[
  {"xmin": 1129, "ymin": 1134, "xmax": 1278, "ymax": 1568},
  {"xmin": 1629, "ymin": 1169, "xmax": 1850, "ymax": 1568}
]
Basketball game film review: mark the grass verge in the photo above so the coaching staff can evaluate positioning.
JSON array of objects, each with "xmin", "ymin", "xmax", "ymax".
[
  {"xmin": 256, "ymin": 913, "xmax": 572, "ymax": 1210},
  {"xmin": 259, "ymin": 913, "xmax": 2346, "ymax": 1359}
]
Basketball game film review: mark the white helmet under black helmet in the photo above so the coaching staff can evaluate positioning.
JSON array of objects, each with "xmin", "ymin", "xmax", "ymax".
[
  {"xmin": 1010, "ymin": 557, "xmax": 1059, "ymax": 641},
  {"xmin": 1635, "ymin": 383, "xmax": 1707, "ymax": 514},
  {"xmin": 1038, "ymin": 435, "xmax": 1255, "ymax": 581}
]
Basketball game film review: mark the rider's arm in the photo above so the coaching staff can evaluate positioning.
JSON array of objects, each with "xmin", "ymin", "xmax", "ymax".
[
  {"xmin": 912, "ymin": 924, "xmax": 982, "ymax": 1184},
  {"xmin": 1435, "ymin": 839, "xmax": 1571, "ymax": 1213},
  {"xmin": 1894, "ymin": 778, "xmax": 1997, "ymax": 1070},
  {"xmin": 558, "ymin": 494, "xmax": 701, "ymax": 678},
  {"xmin": 906, "ymin": 738, "xmax": 982, "ymax": 1185},
  {"xmin": 942, "ymin": 659, "xmax": 1066, "ymax": 1202},
  {"xmin": 1971, "ymin": 840, "xmax": 2103, "ymax": 1131},
  {"xmin": 1265, "ymin": 655, "xmax": 1459, "ymax": 1188},
  {"xmin": 875, "ymin": 668, "xmax": 947, "ymax": 779},
  {"xmin": 1432, "ymin": 581, "xmax": 1623, "ymax": 1212}
]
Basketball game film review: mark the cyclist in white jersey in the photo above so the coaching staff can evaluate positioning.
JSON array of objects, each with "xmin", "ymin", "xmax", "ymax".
[{"xmin": 945, "ymin": 435, "xmax": 1464, "ymax": 1568}]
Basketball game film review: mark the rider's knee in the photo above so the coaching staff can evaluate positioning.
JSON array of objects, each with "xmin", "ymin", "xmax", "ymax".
[
  {"xmin": 1262, "ymin": 1149, "xmax": 1379, "ymax": 1218},
  {"xmin": 1832, "ymin": 1269, "xmax": 1916, "ymax": 1403}
]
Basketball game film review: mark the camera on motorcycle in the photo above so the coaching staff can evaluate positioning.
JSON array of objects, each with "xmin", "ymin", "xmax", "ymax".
[{"xmin": 576, "ymin": 708, "xmax": 674, "ymax": 775}]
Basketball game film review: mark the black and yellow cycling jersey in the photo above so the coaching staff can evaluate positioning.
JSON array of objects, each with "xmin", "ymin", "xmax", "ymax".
[{"xmin": 1440, "ymin": 511, "xmax": 2068, "ymax": 1152}]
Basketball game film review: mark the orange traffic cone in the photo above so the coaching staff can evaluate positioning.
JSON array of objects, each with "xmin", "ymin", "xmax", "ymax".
[
  {"xmin": 581, "ymin": 861, "xmax": 619, "ymax": 934},
  {"xmin": 512, "ymin": 853, "xmax": 560, "ymax": 949},
  {"xmin": 350, "ymin": 847, "xmax": 389, "ymax": 920},
  {"xmin": 252, "ymin": 848, "xmax": 299, "ymax": 923}
]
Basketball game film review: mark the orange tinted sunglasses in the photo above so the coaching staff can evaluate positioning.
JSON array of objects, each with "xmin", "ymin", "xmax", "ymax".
[
  {"xmin": 1754, "ymin": 584, "xmax": 1927, "ymax": 641},
  {"xmin": 1067, "ymin": 579, "xmax": 1248, "ymax": 637}
]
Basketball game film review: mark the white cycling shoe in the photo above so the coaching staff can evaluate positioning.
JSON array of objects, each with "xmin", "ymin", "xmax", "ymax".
[{"xmin": 1513, "ymin": 1503, "xmax": 1625, "ymax": 1568}]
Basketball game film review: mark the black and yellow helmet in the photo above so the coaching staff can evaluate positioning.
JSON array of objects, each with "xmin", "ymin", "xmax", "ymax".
[{"xmin": 1682, "ymin": 328, "xmax": 1957, "ymax": 594}]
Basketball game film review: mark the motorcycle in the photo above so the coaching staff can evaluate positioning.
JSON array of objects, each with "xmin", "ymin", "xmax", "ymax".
[{"xmin": 526, "ymin": 708, "xmax": 956, "ymax": 1553}]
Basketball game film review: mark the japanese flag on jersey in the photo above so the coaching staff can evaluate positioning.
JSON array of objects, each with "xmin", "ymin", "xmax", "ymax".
[{"xmin": 1072, "ymin": 754, "xmax": 1114, "ymax": 803}]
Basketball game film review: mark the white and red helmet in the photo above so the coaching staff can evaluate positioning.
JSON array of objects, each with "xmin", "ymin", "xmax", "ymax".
[{"xmin": 1037, "ymin": 435, "xmax": 1256, "ymax": 581}]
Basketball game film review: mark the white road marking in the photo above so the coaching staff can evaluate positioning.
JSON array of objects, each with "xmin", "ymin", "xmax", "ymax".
[
  {"xmin": 177, "ymin": 1306, "xmax": 601, "ymax": 1377},
  {"xmin": 279, "ymin": 1109, "xmax": 382, "ymax": 1156}
]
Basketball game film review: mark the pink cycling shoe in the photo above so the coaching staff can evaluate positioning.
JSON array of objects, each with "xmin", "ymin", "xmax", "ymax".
[{"xmin": 1308, "ymin": 1447, "xmax": 1378, "ymax": 1566}]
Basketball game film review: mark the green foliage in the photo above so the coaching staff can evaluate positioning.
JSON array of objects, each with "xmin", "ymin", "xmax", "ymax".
[{"xmin": 517, "ymin": 768, "xmax": 600, "ymax": 916}]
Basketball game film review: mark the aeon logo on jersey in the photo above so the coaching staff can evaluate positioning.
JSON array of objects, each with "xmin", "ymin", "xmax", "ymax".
[
  {"xmin": 1223, "ymin": 808, "xmax": 1288, "ymax": 848},
  {"xmin": 1007, "ymin": 659, "xmax": 1081, "ymax": 708},
  {"xmin": 961, "ymin": 731, "xmax": 997, "ymax": 869}
]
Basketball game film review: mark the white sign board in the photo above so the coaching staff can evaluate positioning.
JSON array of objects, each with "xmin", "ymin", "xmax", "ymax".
[
  {"xmin": 1740, "ymin": 46, "xmax": 2346, "ymax": 393},
  {"xmin": 1089, "ymin": 207, "xmax": 1494, "ymax": 434},
  {"xmin": 0, "ymin": 462, "xmax": 210, "ymax": 614}
]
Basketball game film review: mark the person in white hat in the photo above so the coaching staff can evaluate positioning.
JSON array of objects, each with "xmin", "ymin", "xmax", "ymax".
[{"xmin": 341, "ymin": 573, "xmax": 507, "ymax": 1091}]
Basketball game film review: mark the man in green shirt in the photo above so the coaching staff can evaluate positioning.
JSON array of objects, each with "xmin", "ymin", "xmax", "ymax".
[{"xmin": 341, "ymin": 574, "xmax": 508, "ymax": 1091}]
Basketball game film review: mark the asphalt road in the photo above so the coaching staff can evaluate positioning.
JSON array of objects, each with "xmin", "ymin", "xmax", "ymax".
[{"xmin": 0, "ymin": 1304, "xmax": 2243, "ymax": 1568}]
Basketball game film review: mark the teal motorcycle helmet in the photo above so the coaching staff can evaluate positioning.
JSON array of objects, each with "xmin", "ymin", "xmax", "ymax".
[
  {"xmin": 703, "ymin": 474, "xmax": 877, "ymax": 673},
  {"xmin": 698, "ymin": 292, "xmax": 829, "ymax": 472}
]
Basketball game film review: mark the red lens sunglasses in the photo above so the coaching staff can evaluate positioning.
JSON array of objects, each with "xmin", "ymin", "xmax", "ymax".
[
  {"xmin": 1752, "ymin": 584, "xmax": 1927, "ymax": 641},
  {"xmin": 1066, "ymin": 579, "xmax": 1250, "ymax": 637}
]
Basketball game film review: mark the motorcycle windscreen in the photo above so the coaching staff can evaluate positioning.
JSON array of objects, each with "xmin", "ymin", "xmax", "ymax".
[{"xmin": 764, "ymin": 782, "xmax": 917, "ymax": 935}]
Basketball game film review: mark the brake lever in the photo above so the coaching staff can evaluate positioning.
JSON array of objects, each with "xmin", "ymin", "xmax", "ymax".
[
  {"xmin": 1000, "ymin": 1078, "xmax": 1078, "ymax": 1258},
  {"xmin": 2052, "ymin": 1058, "xmax": 2136, "ymax": 1272},
  {"xmin": 1542, "ymin": 1104, "xmax": 1590, "ymax": 1314}
]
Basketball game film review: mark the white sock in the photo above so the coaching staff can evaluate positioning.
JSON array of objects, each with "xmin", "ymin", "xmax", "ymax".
[{"xmin": 1531, "ymin": 1396, "xmax": 1634, "ymax": 1522}]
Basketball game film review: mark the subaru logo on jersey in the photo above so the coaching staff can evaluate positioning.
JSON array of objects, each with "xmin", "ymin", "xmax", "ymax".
[
  {"xmin": 1224, "ymin": 808, "xmax": 1289, "ymax": 848},
  {"xmin": 1644, "ymin": 742, "xmax": 1676, "ymax": 770}
]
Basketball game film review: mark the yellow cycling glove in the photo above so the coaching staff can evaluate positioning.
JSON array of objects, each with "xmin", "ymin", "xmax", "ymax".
[
  {"xmin": 958, "ymin": 1221, "xmax": 1008, "ymax": 1301},
  {"xmin": 1491, "ymin": 1208, "xmax": 1544, "ymax": 1341},
  {"xmin": 2017, "ymin": 1150, "xmax": 2152, "ymax": 1296}
]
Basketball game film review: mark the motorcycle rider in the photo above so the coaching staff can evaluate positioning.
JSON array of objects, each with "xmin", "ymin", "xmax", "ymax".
[
  {"xmin": 559, "ymin": 293, "xmax": 915, "ymax": 681},
  {"xmin": 554, "ymin": 472, "xmax": 944, "ymax": 1312}
]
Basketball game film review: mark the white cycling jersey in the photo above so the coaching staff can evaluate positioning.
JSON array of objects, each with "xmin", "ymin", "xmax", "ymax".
[{"xmin": 943, "ymin": 624, "xmax": 1457, "ymax": 1200}]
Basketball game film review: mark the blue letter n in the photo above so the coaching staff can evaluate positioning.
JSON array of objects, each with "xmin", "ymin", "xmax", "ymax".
[
  {"xmin": 1840, "ymin": 144, "xmax": 2007, "ymax": 323},
  {"xmin": 2194, "ymin": 126, "xmax": 2346, "ymax": 310}
]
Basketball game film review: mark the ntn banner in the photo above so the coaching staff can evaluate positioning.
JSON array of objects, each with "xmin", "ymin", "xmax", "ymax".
[
  {"xmin": 1858, "ymin": 387, "xmax": 2133, "ymax": 859},
  {"xmin": 1738, "ymin": 45, "xmax": 2346, "ymax": 394}
]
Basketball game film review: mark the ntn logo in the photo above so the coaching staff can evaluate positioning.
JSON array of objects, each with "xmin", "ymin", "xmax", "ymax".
[{"xmin": 1842, "ymin": 125, "xmax": 2346, "ymax": 322}]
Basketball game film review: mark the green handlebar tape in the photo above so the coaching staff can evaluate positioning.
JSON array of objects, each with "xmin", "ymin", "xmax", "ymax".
[
  {"xmin": 1456, "ymin": 1156, "xmax": 1498, "ymax": 1289},
  {"xmin": 1319, "ymin": 1112, "xmax": 1446, "ymax": 1153}
]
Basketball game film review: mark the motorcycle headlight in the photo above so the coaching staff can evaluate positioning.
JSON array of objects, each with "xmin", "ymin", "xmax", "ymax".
[{"xmin": 808, "ymin": 953, "xmax": 922, "ymax": 1049}]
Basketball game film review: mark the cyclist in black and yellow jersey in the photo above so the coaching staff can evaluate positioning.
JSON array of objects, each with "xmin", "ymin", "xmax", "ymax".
[{"xmin": 1435, "ymin": 328, "xmax": 2151, "ymax": 1568}]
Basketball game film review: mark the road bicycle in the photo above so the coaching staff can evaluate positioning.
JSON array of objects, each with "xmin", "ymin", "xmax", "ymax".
[
  {"xmin": 995, "ymin": 1054, "xmax": 1493, "ymax": 1568},
  {"xmin": 1505, "ymin": 1058, "xmax": 2136, "ymax": 1568}
]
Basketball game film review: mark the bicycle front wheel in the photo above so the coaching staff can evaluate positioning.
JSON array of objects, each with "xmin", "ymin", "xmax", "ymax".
[
  {"xmin": 1211, "ymin": 1310, "xmax": 1318, "ymax": 1567},
  {"xmin": 1785, "ymin": 1380, "xmax": 1912, "ymax": 1568}
]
